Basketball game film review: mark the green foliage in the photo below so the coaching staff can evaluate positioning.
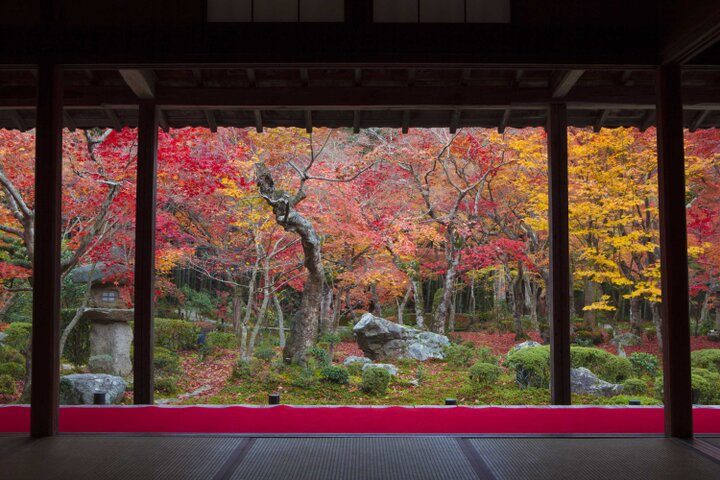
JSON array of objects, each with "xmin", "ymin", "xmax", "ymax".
[
  {"xmin": 4, "ymin": 322, "xmax": 31, "ymax": 355},
  {"xmin": 0, "ymin": 345, "xmax": 24, "ymax": 365},
  {"xmin": 321, "ymin": 365, "xmax": 349, "ymax": 384},
  {"xmin": 596, "ymin": 395, "xmax": 662, "ymax": 406},
  {"xmin": 291, "ymin": 368, "xmax": 319, "ymax": 388},
  {"xmin": 254, "ymin": 346, "xmax": 276, "ymax": 362},
  {"xmin": 0, "ymin": 362, "xmax": 25, "ymax": 380},
  {"xmin": 691, "ymin": 349, "xmax": 720, "ymax": 373},
  {"xmin": 415, "ymin": 364, "xmax": 426, "ymax": 385},
  {"xmin": 153, "ymin": 347, "xmax": 181, "ymax": 375},
  {"xmin": 318, "ymin": 331, "xmax": 342, "ymax": 347},
  {"xmin": 154, "ymin": 318, "xmax": 200, "ymax": 351},
  {"xmin": 206, "ymin": 331, "xmax": 237, "ymax": 351},
  {"xmin": 622, "ymin": 378, "xmax": 649, "ymax": 396},
  {"xmin": 231, "ymin": 360, "xmax": 253, "ymax": 380},
  {"xmin": 629, "ymin": 352, "xmax": 660, "ymax": 377},
  {"xmin": 692, "ymin": 368, "xmax": 720, "ymax": 405},
  {"xmin": 475, "ymin": 346, "xmax": 499, "ymax": 365},
  {"xmin": 0, "ymin": 374, "xmax": 15, "ymax": 395},
  {"xmin": 444, "ymin": 343, "xmax": 476, "ymax": 367},
  {"xmin": 467, "ymin": 362, "xmax": 502, "ymax": 387},
  {"xmin": 308, "ymin": 346, "xmax": 331, "ymax": 367},
  {"xmin": 570, "ymin": 347, "xmax": 632, "ymax": 383},
  {"xmin": 361, "ymin": 367, "xmax": 391, "ymax": 395},
  {"xmin": 60, "ymin": 309, "xmax": 91, "ymax": 366},
  {"xmin": 88, "ymin": 355, "xmax": 114, "ymax": 374},
  {"xmin": 573, "ymin": 329, "xmax": 603, "ymax": 346},
  {"xmin": 431, "ymin": 288, "xmax": 445, "ymax": 314},
  {"xmin": 346, "ymin": 361, "xmax": 365, "ymax": 376},
  {"xmin": 2, "ymin": 291, "xmax": 31, "ymax": 324},
  {"xmin": 505, "ymin": 346, "xmax": 550, "ymax": 388},
  {"xmin": 154, "ymin": 376, "xmax": 178, "ymax": 394},
  {"xmin": 644, "ymin": 325, "xmax": 657, "ymax": 340},
  {"xmin": 335, "ymin": 327, "xmax": 355, "ymax": 343}
]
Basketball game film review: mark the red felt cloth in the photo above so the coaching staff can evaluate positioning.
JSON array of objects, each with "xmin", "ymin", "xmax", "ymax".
[{"xmin": 1, "ymin": 405, "xmax": 720, "ymax": 434}]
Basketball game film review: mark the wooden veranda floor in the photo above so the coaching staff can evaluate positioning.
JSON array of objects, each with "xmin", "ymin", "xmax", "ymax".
[{"xmin": 2, "ymin": 434, "xmax": 720, "ymax": 479}]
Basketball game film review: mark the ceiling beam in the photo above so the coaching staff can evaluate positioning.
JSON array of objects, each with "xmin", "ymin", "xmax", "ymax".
[
  {"xmin": 119, "ymin": 69, "xmax": 156, "ymax": 99},
  {"xmin": 593, "ymin": 109, "xmax": 610, "ymax": 132},
  {"xmin": 5, "ymin": 110, "xmax": 26, "ymax": 130},
  {"xmin": 63, "ymin": 111, "xmax": 77, "ymax": 131},
  {"xmin": 552, "ymin": 70, "xmax": 585, "ymax": 98},
  {"xmin": 661, "ymin": 1, "xmax": 720, "ymax": 64},
  {"xmin": 689, "ymin": 110, "xmax": 710, "ymax": 132},
  {"xmin": 105, "ymin": 109, "xmax": 122, "ymax": 131}
]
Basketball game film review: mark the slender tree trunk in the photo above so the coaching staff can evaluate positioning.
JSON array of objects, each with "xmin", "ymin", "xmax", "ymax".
[
  {"xmin": 273, "ymin": 292, "xmax": 286, "ymax": 349},
  {"xmin": 369, "ymin": 284, "xmax": 381, "ymax": 316},
  {"xmin": 629, "ymin": 296, "xmax": 643, "ymax": 334},
  {"xmin": 583, "ymin": 280, "xmax": 597, "ymax": 328},
  {"xmin": 699, "ymin": 292, "xmax": 711, "ymax": 336},
  {"xmin": 433, "ymin": 256, "xmax": 458, "ymax": 334},
  {"xmin": 716, "ymin": 294, "xmax": 720, "ymax": 331},
  {"xmin": 398, "ymin": 284, "xmax": 412, "ymax": 325},
  {"xmin": 650, "ymin": 302, "xmax": 663, "ymax": 350},
  {"xmin": 469, "ymin": 278, "xmax": 476, "ymax": 316},
  {"xmin": 411, "ymin": 278, "xmax": 425, "ymax": 329},
  {"xmin": 248, "ymin": 266, "xmax": 272, "ymax": 359},
  {"xmin": 510, "ymin": 260, "xmax": 525, "ymax": 340},
  {"xmin": 525, "ymin": 276, "xmax": 539, "ymax": 331},
  {"xmin": 448, "ymin": 289, "xmax": 457, "ymax": 332},
  {"xmin": 493, "ymin": 265, "xmax": 505, "ymax": 308},
  {"xmin": 319, "ymin": 286, "xmax": 334, "ymax": 335}
]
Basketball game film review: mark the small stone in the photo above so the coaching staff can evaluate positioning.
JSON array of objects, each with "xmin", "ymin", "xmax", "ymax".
[
  {"xmin": 507, "ymin": 340, "xmax": 542, "ymax": 355},
  {"xmin": 707, "ymin": 330, "xmax": 720, "ymax": 342},
  {"xmin": 362, "ymin": 363, "xmax": 398, "ymax": 376}
]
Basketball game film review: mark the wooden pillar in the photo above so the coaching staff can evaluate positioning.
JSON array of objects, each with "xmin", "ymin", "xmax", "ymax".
[
  {"xmin": 30, "ymin": 63, "xmax": 63, "ymax": 437},
  {"xmin": 656, "ymin": 64, "xmax": 693, "ymax": 438},
  {"xmin": 547, "ymin": 103, "xmax": 571, "ymax": 405},
  {"xmin": 133, "ymin": 102, "xmax": 158, "ymax": 404}
]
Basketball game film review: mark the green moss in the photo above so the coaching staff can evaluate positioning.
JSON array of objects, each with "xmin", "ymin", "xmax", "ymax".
[
  {"xmin": 570, "ymin": 346, "xmax": 632, "ymax": 383},
  {"xmin": 444, "ymin": 343, "xmax": 476, "ymax": 367},
  {"xmin": 622, "ymin": 378, "xmax": 649, "ymax": 396},
  {"xmin": 0, "ymin": 374, "xmax": 15, "ymax": 395},
  {"xmin": 206, "ymin": 331, "xmax": 237, "ymax": 350},
  {"xmin": 154, "ymin": 375, "xmax": 178, "ymax": 394},
  {"xmin": 595, "ymin": 395, "xmax": 662, "ymax": 406},
  {"xmin": 467, "ymin": 362, "xmax": 502, "ymax": 387},
  {"xmin": 153, "ymin": 347, "xmax": 181, "ymax": 375},
  {"xmin": 361, "ymin": 367, "xmax": 391, "ymax": 395},
  {"xmin": 4, "ymin": 322, "xmax": 31, "ymax": 355},
  {"xmin": 154, "ymin": 318, "xmax": 200, "ymax": 351},
  {"xmin": 0, "ymin": 362, "xmax": 25, "ymax": 380},
  {"xmin": 691, "ymin": 349, "xmax": 720, "ymax": 373},
  {"xmin": 505, "ymin": 345, "xmax": 550, "ymax": 388}
]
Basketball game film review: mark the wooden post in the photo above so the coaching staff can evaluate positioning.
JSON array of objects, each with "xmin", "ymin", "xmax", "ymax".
[
  {"xmin": 30, "ymin": 63, "xmax": 63, "ymax": 437},
  {"xmin": 133, "ymin": 102, "xmax": 158, "ymax": 404},
  {"xmin": 547, "ymin": 103, "xmax": 571, "ymax": 405},
  {"xmin": 656, "ymin": 64, "xmax": 693, "ymax": 438}
]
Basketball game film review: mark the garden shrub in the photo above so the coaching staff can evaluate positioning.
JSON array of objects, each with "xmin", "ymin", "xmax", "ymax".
[
  {"xmin": 622, "ymin": 378, "xmax": 648, "ymax": 396},
  {"xmin": 468, "ymin": 362, "xmax": 502, "ymax": 387},
  {"xmin": 154, "ymin": 376, "xmax": 178, "ymax": 394},
  {"xmin": 644, "ymin": 325, "xmax": 657, "ymax": 340},
  {"xmin": 415, "ymin": 365, "xmax": 426, "ymax": 385},
  {"xmin": 4, "ymin": 322, "xmax": 31, "ymax": 355},
  {"xmin": 308, "ymin": 346, "xmax": 331, "ymax": 367},
  {"xmin": 153, "ymin": 347, "xmax": 181, "ymax": 375},
  {"xmin": 206, "ymin": 331, "xmax": 236, "ymax": 351},
  {"xmin": 570, "ymin": 346, "xmax": 632, "ymax": 383},
  {"xmin": 291, "ymin": 368, "xmax": 319, "ymax": 388},
  {"xmin": 361, "ymin": 367, "xmax": 391, "ymax": 395},
  {"xmin": 505, "ymin": 345, "xmax": 550, "ymax": 388},
  {"xmin": 88, "ymin": 355, "xmax": 114, "ymax": 374},
  {"xmin": 0, "ymin": 361, "xmax": 25, "ymax": 380},
  {"xmin": 574, "ymin": 329, "xmax": 603, "ymax": 346},
  {"xmin": 0, "ymin": 345, "xmax": 24, "ymax": 365},
  {"xmin": 254, "ymin": 346, "xmax": 276, "ymax": 362},
  {"xmin": 0, "ymin": 374, "xmax": 15, "ymax": 395},
  {"xmin": 629, "ymin": 352, "xmax": 660, "ymax": 377},
  {"xmin": 154, "ymin": 318, "xmax": 200, "ymax": 351},
  {"xmin": 346, "ymin": 361, "xmax": 364, "ymax": 376},
  {"xmin": 691, "ymin": 368, "xmax": 720, "ymax": 405},
  {"xmin": 691, "ymin": 349, "xmax": 720, "ymax": 373},
  {"xmin": 321, "ymin": 365, "xmax": 349, "ymax": 384},
  {"xmin": 475, "ymin": 346, "xmax": 499, "ymax": 365},
  {"xmin": 231, "ymin": 359, "xmax": 253, "ymax": 380},
  {"xmin": 444, "ymin": 343, "xmax": 475, "ymax": 367}
]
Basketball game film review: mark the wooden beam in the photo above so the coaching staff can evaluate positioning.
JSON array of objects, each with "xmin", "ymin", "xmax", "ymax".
[
  {"xmin": 133, "ymin": 102, "xmax": 158, "ymax": 405},
  {"xmin": 119, "ymin": 69, "xmax": 156, "ymax": 99},
  {"xmin": 63, "ymin": 110, "xmax": 76, "ymax": 132},
  {"xmin": 407, "ymin": 69, "xmax": 416, "ymax": 87},
  {"xmin": 304, "ymin": 110, "xmax": 312, "ymax": 133},
  {"xmin": 640, "ymin": 109, "xmax": 656, "ymax": 131},
  {"xmin": 204, "ymin": 110, "xmax": 217, "ymax": 132},
  {"xmin": 6, "ymin": 109, "xmax": 26, "ymax": 130},
  {"xmin": 662, "ymin": 1, "xmax": 720, "ymax": 64},
  {"xmin": 449, "ymin": 110, "xmax": 461, "ymax": 134},
  {"xmin": 459, "ymin": 69, "xmax": 471, "ymax": 86},
  {"xmin": 105, "ymin": 109, "xmax": 122, "ymax": 131},
  {"xmin": 593, "ymin": 109, "xmax": 610, "ymax": 132},
  {"xmin": 300, "ymin": 68, "xmax": 309, "ymax": 87},
  {"xmin": 498, "ymin": 109, "xmax": 511, "ymax": 133},
  {"xmin": 157, "ymin": 109, "xmax": 169, "ymax": 132},
  {"xmin": 254, "ymin": 110, "xmax": 263, "ymax": 133},
  {"xmin": 354, "ymin": 69, "xmax": 362, "ymax": 87},
  {"xmin": 246, "ymin": 69, "xmax": 256, "ymax": 87},
  {"xmin": 352, "ymin": 110, "xmax": 360, "ymax": 134},
  {"xmin": 689, "ymin": 110, "xmax": 710, "ymax": 132},
  {"xmin": 547, "ymin": 103, "xmax": 571, "ymax": 406},
  {"xmin": 401, "ymin": 111, "xmax": 410, "ymax": 134},
  {"xmin": 657, "ymin": 64, "xmax": 693, "ymax": 438},
  {"xmin": 30, "ymin": 63, "xmax": 63, "ymax": 437},
  {"xmin": 552, "ymin": 70, "xmax": 585, "ymax": 98}
]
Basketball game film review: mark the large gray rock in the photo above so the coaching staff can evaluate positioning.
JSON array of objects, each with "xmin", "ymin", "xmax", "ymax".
[
  {"xmin": 353, "ymin": 313, "xmax": 449, "ymax": 361},
  {"xmin": 362, "ymin": 363, "xmax": 398, "ymax": 376},
  {"xmin": 343, "ymin": 356, "xmax": 371, "ymax": 367},
  {"xmin": 571, "ymin": 367, "xmax": 624, "ymax": 397},
  {"xmin": 89, "ymin": 321, "xmax": 133, "ymax": 376},
  {"xmin": 610, "ymin": 333, "xmax": 643, "ymax": 357},
  {"xmin": 507, "ymin": 340, "xmax": 542, "ymax": 355},
  {"xmin": 59, "ymin": 374, "xmax": 126, "ymax": 405}
]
